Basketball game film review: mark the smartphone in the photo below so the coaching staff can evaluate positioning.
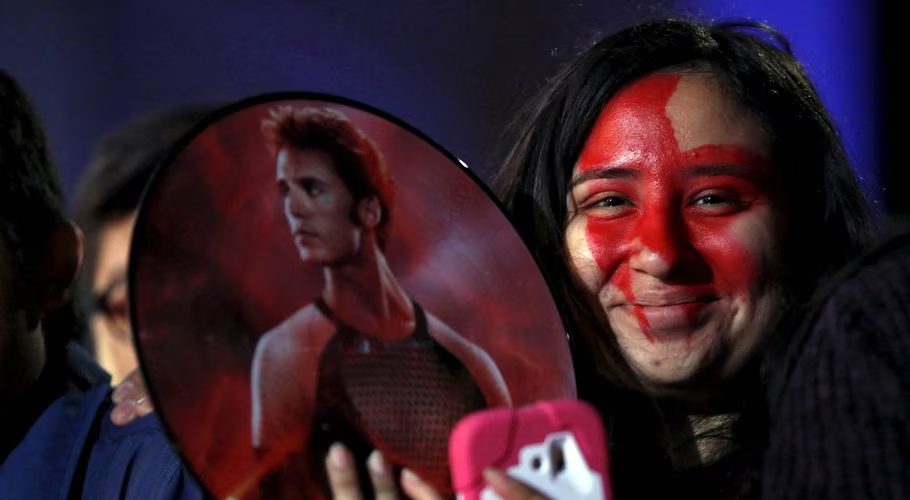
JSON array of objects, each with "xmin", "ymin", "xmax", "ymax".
[{"xmin": 449, "ymin": 399, "xmax": 610, "ymax": 500}]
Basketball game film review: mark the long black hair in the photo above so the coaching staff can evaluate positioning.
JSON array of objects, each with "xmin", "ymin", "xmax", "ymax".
[{"xmin": 493, "ymin": 19, "xmax": 873, "ymax": 498}]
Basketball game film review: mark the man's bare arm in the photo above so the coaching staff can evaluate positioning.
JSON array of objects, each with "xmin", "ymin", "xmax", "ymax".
[{"xmin": 425, "ymin": 314, "xmax": 512, "ymax": 407}]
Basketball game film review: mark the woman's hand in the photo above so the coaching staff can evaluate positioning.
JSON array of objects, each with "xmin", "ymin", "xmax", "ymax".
[
  {"xmin": 325, "ymin": 443, "xmax": 443, "ymax": 500},
  {"xmin": 110, "ymin": 368, "xmax": 155, "ymax": 425}
]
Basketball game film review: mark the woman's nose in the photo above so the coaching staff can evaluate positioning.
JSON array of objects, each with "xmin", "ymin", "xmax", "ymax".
[{"xmin": 628, "ymin": 204, "xmax": 694, "ymax": 279}]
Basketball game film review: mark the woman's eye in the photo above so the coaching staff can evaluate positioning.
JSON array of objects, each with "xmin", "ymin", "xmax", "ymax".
[
  {"xmin": 573, "ymin": 194, "xmax": 633, "ymax": 218},
  {"xmin": 593, "ymin": 196, "xmax": 630, "ymax": 208},
  {"xmin": 694, "ymin": 194, "xmax": 729, "ymax": 205},
  {"xmin": 583, "ymin": 194, "xmax": 633, "ymax": 211},
  {"xmin": 689, "ymin": 191, "xmax": 747, "ymax": 214}
]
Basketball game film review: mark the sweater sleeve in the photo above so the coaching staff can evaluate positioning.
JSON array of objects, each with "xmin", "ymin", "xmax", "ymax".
[{"xmin": 762, "ymin": 236, "xmax": 910, "ymax": 500}]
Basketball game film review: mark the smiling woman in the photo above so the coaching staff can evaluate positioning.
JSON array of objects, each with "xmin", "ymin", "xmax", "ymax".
[
  {"xmin": 492, "ymin": 19, "xmax": 874, "ymax": 499},
  {"xmin": 564, "ymin": 69, "xmax": 785, "ymax": 393}
]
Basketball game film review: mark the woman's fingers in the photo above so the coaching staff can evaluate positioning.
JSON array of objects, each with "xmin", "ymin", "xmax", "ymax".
[
  {"xmin": 400, "ymin": 468, "xmax": 444, "ymax": 500},
  {"xmin": 110, "ymin": 370, "xmax": 155, "ymax": 426},
  {"xmin": 326, "ymin": 445, "xmax": 404, "ymax": 500},
  {"xmin": 111, "ymin": 378, "xmax": 140, "ymax": 404},
  {"xmin": 366, "ymin": 450, "xmax": 398, "ymax": 500},
  {"xmin": 325, "ymin": 443, "xmax": 363, "ymax": 500},
  {"xmin": 110, "ymin": 398, "xmax": 139, "ymax": 426},
  {"xmin": 483, "ymin": 468, "xmax": 547, "ymax": 500}
]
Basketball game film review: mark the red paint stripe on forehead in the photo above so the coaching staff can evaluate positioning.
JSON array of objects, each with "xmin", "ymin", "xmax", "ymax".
[{"xmin": 577, "ymin": 73, "xmax": 682, "ymax": 172}]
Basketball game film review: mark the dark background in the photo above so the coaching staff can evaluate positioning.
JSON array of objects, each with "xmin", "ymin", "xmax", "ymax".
[{"xmin": 0, "ymin": 0, "xmax": 890, "ymax": 214}]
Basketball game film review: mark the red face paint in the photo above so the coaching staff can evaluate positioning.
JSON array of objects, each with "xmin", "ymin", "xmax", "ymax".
[{"xmin": 572, "ymin": 73, "xmax": 773, "ymax": 344}]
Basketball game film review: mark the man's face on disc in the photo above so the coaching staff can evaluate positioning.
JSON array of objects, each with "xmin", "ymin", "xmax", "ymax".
[{"xmin": 276, "ymin": 146, "xmax": 366, "ymax": 266}]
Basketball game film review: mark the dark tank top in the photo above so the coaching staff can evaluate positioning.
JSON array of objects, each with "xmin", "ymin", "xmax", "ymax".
[{"xmin": 309, "ymin": 298, "xmax": 486, "ymax": 495}]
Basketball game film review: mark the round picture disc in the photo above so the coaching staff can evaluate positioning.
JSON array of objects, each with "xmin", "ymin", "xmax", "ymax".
[{"xmin": 130, "ymin": 94, "xmax": 574, "ymax": 498}]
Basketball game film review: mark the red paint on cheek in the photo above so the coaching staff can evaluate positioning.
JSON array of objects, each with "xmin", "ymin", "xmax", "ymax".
[
  {"xmin": 680, "ymin": 143, "xmax": 767, "ymax": 300},
  {"xmin": 618, "ymin": 266, "xmax": 655, "ymax": 343},
  {"xmin": 693, "ymin": 218, "xmax": 760, "ymax": 294},
  {"xmin": 682, "ymin": 146, "xmax": 766, "ymax": 299},
  {"xmin": 590, "ymin": 224, "xmax": 655, "ymax": 343}
]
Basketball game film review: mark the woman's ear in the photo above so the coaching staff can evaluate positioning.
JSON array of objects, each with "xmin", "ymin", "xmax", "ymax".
[
  {"xmin": 35, "ymin": 220, "xmax": 84, "ymax": 313},
  {"xmin": 357, "ymin": 195, "xmax": 382, "ymax": 229}
]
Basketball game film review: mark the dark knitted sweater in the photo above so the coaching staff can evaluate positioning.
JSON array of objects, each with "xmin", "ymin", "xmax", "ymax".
[{"xmin": 763, "ymin": 231, "xmax": 910, "ymax": 499}]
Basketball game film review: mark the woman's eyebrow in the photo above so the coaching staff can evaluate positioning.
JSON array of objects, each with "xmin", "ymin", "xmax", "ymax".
[
  {"xmin": 684, "ymin": 164, "xmax": 763, "ymax": 180},
  {"xmin": 570, "ymin": 166, "xmax": 639, "ymax": 188}
]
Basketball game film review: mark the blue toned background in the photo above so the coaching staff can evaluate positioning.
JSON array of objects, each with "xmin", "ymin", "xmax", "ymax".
[
  {"xmin": 680, "ymin": 0, "xmax": 884, "ymax": 206},
  {"xmin": 0, "ymin": 1, "xmax": 887, "ymax": 208}
]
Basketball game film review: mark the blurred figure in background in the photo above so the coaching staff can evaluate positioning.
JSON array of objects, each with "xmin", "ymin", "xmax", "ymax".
[
  {"xmin": 0, "ymin": 69, "xmax": 206, "ymax": 499},
  {"xmin": 72, "ymin": 105, "xmax": 214, "ymax": 383}
]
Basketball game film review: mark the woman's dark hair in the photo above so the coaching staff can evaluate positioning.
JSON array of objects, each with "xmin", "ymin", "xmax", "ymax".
[{"xmin": 493, "ymin": 19, "xmax": 873, "ymax": 498}]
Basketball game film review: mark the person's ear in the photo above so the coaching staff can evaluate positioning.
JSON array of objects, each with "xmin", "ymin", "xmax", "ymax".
[
  {"xmin": 35, "ymin": 220, "xmax": 84, "ymax": 313},
  {"xmin": 357, "ymin": 196, "xmax": 382, "ymax": 229}
]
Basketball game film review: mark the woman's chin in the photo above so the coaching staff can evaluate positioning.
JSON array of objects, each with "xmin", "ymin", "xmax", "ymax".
[
  {"xmin": 619, "ymin": 334, "xmax": 729, "ymax": 396},
  {"xmin": 631, "ymin": 358, "xmax": 705, "ymax": 388}
]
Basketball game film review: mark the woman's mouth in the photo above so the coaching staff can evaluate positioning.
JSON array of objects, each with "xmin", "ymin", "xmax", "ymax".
[
  {"xmin": 637, "ymin": 301, "xmax": 713, "ymax": 334},
  {"xmin": 610, "ymin": 289, "xmax": 719, "ymax": 340}
]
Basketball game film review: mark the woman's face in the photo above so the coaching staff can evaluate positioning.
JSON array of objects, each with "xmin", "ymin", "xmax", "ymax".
[{"xmin": 564, "ymin": 71, "xmax": 785, "ymax": 391}]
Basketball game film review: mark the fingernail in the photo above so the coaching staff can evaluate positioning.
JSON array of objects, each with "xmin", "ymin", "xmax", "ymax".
[
  {"xmin": 111, "ymin": 384, "xmax": 130, "ymax": 403},
  {"xmin": 483, "ymin": 468, "xmax": 506, "ymax": 486},
  {"xmin": 328, "ymin": 443, "xmax": 350, "ymax": 469},
  {"xmin": 367, "ymin": 450, "xmax": 386, "ymax": 476},
  {"xmin": 401, "ymin": 468, "xmax": 420, "ymax": 485},
  {"xmin": 110, "ymin": 405, "xmax": 129, "ymax": 425},
  {"xmin": 137, "ymin": 402, "xmax": 154, "ymax": 417}
]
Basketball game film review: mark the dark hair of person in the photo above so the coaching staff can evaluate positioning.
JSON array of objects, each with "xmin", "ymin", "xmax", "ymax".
[
  {"xmin": 0, "ymin": 70, "xmax": 65, "ymax": 267},
  {"xmin": 261, "ymin": 106, "xmax": 395, "ymax": 248},
  {"xmin": 72, "ymin": 105, "xmax": 216, "ymax": 294},
  {"xmin": 0, "ymin": 69, "xmax": 80, "ymax": 350},
  {"xmin": 493, "ymin": 19, "xmax": 873, "ymax": 498}
]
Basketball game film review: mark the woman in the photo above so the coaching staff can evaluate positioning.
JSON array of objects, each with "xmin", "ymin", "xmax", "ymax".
[
  {"xmin": 326, "ymin": 18, "xmax": 874, "ymax": 500},
  {"xmin": 487, "ymin": 18, "xmax": 873, "ymax": 499}
]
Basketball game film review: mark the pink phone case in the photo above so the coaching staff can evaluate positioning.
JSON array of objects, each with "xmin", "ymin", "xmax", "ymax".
[{"xmin": 449, "ymin": 399, "xmax": 610, "ymax": 500}]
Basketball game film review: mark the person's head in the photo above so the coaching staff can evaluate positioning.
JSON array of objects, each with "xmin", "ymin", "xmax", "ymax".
[
  {"xmin": 0, "ymin": 70, "xmax": 82, "ymax": 397},
  {"xmin": 72, "ymin": 105, "xmax": 213, "ymax": 383},
  {"xmin": 261, "ymin": 106, "xmax": 394, "ymax": 266},
  {"xmin": 495, "ymin": 20, "xmax": 872, "ymax": 399}
]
